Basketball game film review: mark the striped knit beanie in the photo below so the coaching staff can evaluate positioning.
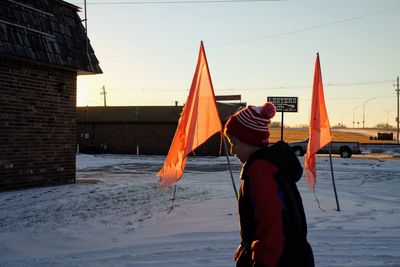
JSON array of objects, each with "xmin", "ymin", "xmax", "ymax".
[{"xmin": 224, "ymin": 102, "xmax": 276, "ymax": 147}]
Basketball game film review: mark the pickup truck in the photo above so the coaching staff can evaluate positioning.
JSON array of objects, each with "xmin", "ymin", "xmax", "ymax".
[{"xmin": 288, "ymin": 138, "xmax": 362, "ymax": 158}]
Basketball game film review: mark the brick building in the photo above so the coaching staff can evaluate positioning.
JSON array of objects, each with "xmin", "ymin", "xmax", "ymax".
[
  {"xmin": 76, "ymin": 103, "xmax": 244, "ymax": 155},
  {"xmin": 0, "ymin": 0, "xmax": 101, "ymax": 189}
]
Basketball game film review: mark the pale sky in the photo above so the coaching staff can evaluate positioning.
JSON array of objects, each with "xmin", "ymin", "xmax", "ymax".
[{"xmin": 66, "ymin": 0, "xmax": 400, "ymax": 128}]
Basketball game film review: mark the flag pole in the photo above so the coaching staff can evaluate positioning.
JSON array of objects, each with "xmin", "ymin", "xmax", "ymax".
[
  {"xmin": 223, "ymin": 137, "xmax": 238, "ymax": 200},
  {"xmin": 157, "ymin": 41, "xmax": 222, "ymax": 189},
  {"xmin": 280, "ymin": 111, "xmax": 284, "ymax": 140},
  {"xmin": 328, "ymin": 142, "xmax": 340, "ymax": 211}
]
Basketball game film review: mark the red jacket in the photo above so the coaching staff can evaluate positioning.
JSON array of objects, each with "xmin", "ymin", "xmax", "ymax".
[{"xmin": 237, "ymin": 141, "xmax": 314, "ymax": 267}]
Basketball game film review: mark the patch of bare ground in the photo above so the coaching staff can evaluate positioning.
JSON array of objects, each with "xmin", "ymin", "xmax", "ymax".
[{"xmin": 270, "ymin": 128, "xmax": 398, "ymax": 144}]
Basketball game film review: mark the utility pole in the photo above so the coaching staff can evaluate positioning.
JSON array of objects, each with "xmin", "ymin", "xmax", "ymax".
[
  {"xmin": 396, "ymin": 76, "xmax": 399, "ymax": 144},
  {"xmin": 101, "ymin": 86, "xmax": 107, "ymax": 107}
]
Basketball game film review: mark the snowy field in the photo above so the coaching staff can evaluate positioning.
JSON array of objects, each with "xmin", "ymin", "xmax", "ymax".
[{"xmin": 1, "ymin": 151, "xmax": 399, "ymax": 267}]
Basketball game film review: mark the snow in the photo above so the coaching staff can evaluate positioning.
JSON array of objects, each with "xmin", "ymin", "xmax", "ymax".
[{"xmin": 1, "ymin": 152, "xmax": 400, "ymax": 267}]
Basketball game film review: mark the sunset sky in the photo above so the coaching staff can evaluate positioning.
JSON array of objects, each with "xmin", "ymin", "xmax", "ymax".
[{"xmin": 66, "ymin": 0, "xmax": 400, "ymax": 127}]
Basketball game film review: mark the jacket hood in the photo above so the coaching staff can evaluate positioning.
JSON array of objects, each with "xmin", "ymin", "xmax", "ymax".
[{"xmin": 249, "ymin": 141, "xmax": 303, "ymax": 183}]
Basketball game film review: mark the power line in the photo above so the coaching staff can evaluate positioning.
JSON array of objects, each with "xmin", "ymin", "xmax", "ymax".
[
  {"xmin": 326, "ymin": 96, "xmax": 393, "ymax": 101},
  {"xmin": 72, "ymin": 0, "xmax": 282, "ymax": 5},
  {"xmin": 215, "ymin": 80, "xmax": 395, "ymax": 91},
  {"xmin": 326, "ymin": 79, "xmax": 394, "ymax": 87},
  {"xmin": 100, "ymin": 85, "xmax": 395, "ymax": 93},
  {"xmin": 209, "ymin": 5, "xmax": 400, "ymax": 47},
  {"xmin": 97, "ymin": 5, "xmax": 400, "ymax": 58}
]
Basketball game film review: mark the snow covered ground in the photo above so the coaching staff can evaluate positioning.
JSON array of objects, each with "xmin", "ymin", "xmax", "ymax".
[{"xmin": 1, "ymin": 152, "xmax": 399, "ymax": 267}]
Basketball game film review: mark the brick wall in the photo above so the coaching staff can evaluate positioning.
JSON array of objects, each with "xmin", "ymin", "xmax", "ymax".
[{"xmin": 0, "ymin": 57, "xmax": 77, "ymax": 189}]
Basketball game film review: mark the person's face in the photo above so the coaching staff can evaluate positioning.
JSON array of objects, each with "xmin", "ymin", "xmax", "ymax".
[{"xmin": 226, "ymin": 136, "xmax": 251, "ymax": 163}]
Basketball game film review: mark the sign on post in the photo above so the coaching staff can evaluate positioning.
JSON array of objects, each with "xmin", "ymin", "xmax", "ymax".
[
  {"xmin": 267, "ymin": 96, "xmax": 298, "ymax": 112},
  {"xmin": 267, "ymin": 96, "xmax": 298, "ymax": 141}
]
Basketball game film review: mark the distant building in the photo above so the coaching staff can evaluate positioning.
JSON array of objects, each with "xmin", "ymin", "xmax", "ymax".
[
  {"xmin": 76, "ymin": 103, "xmax": 244, "ymax": 155},
  {"xmin": 0, "ymin": 0, "xmax": 101, "ymax": 189}
]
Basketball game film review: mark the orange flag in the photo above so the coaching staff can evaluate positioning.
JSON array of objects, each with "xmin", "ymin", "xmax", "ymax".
[
  {"xmin": 157, "ymin": 41, "xmax": 222, "ymax": 188},
  {"xmin": 304, "ymin": 53, "xmax": 332, "ymax": 189}
]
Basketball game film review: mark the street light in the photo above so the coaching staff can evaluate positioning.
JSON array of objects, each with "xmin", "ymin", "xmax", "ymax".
[
  {"xmin": 362, "ymin": 98, "xmax": 375, "ymax": 128},
  {"xmin": 382, "ymin": 109, "xmax": 394, "ymax": 127},
  {"xmin": 353, "ymin": 105, "xmax": 362, "ymax": 128},
  {"xmin": 341, "ymin": 112, "xmax": 350, "ymax": 127}
]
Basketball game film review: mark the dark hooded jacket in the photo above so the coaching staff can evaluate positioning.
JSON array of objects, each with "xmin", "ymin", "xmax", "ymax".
[{"xmin": 237, "ymin": 141, "xmax": 314, "ymax": 267}]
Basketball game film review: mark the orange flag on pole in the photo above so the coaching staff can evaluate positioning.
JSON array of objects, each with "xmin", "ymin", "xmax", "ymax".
[
  {"xmin": 304, "ymin": 53, "xmax": 332, "ymax": 189},
  {"xmin": 157, "ymin": 41, "xmax": 222, "ymax": 188}
]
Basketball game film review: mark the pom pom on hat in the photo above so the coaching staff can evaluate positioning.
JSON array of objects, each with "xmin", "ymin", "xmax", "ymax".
[
  {"xmin": 260, "ymin": 102, "xmax": 276, "ymax": 119},
  {"xmin": 224, "ymin": 102, "xmax": 276, "ymax": 147}
]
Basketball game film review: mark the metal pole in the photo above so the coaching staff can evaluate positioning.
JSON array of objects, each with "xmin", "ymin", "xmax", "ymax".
[
  {"xmin": 341, "ymin": 112, "xmax": 350, "ymax": 128},
  {"xmin": 396, "ymin": 76, "xmax": 399, "ymax": 144},
  {"xmin": 329, "ymin": 142, "xmax": 340, "ymax": 211},
  {"xmin": 386, "ymin": 110, "xmax": 389, "ymax": 127},
  {"xmin": 84, "ymin": 0, "xmax": 88, "ymax": 53},
  {"xmin": 280, "ymin": 111, "xmax": 284, "ymax": 141},
  {"xmin": 362, "ymin": 98, "xmax": 374, "ymax": 128},
  {"xmin": 223, "ymin": 137, "xmax": 238, "ymax": 200},
  {"xmin": 101, "ymin": 86, "xmax": 107, "ymax": 107},
  {"xmin": 382, "ymin": 109, "xmax": 394, "ymax": 128},
  {"xmin": 362, "ymin": 103, "xmax": 365, "ymax": 128},
  {"xmin": 82, "ymin": 0, "xmax": 92, "ymax": 67},
  {"xmin": 353, "ymin": 105, "xmax": 362, "ymax": 128}
]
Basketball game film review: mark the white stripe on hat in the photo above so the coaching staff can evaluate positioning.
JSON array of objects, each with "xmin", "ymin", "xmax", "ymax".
[{"xmin": 236, "ymin": 106, "xmax": 271, "ymax": 132}]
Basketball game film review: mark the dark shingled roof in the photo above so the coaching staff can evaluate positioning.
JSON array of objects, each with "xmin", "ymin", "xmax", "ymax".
[
  {"xmin": 76, "ymin": 103, "xmax": 245, "ymax": 123},
  {"xmin": 0, "ymin": 0, "xmax": 102, "ymax": 74}
]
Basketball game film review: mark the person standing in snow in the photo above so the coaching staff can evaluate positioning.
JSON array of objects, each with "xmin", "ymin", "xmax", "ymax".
[{"xmin": 224, "ymin": 102, "xmax": 315, "ymax": 267}]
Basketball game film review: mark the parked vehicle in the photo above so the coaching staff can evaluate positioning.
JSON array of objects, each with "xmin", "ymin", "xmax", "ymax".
[{"xmin": 288, "ymin": 138, "xmax": 361, "ymax": 158}]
